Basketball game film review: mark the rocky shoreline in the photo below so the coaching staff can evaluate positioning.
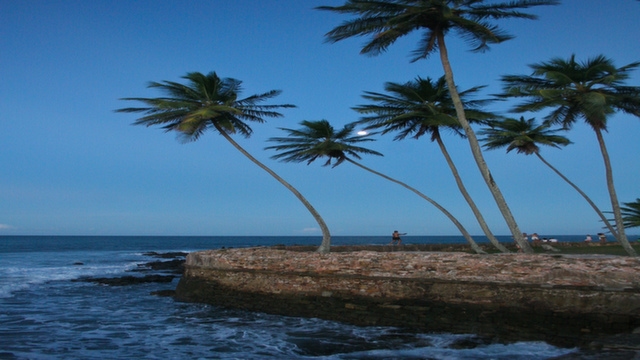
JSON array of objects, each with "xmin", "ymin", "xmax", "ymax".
[
  {"xmin": 72, "ymin": 251, "xmax": 187, "ymax": 289},
  {"xmin": 175, "ymin": 244, "xmax": 640, "ymax": 353}
]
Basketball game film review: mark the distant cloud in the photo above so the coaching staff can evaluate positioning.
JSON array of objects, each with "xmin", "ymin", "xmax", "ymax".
[
  {"xmin": 0, "ymin": 224, "xmax": 14, "ymax": 230},
  {"xmin": 301, "ymin": 227, "xmax": 320, "ymax": 233}
]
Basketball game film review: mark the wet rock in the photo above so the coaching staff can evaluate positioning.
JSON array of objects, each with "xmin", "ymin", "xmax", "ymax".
[
  {"xmin": 143, "ymin": 251, "xmax": 188, "ymax": 259},
  {"xmin": 151, "ymin": 289, "xmax": 176, "ymax": 297},
  {"xmin": 142, "ymin": 259, "xmax": 185, "ymax": 274},
  {"xmin": 75, "ymin": 274, "xmax": 175, "ymax": 286},
  {"xmin": 177, "ymin": 246, "xmax": 640, "ymax": 348}
]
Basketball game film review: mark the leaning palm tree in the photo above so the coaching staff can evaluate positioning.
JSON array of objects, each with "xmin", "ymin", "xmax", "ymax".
[
  {"xmin": 353, "ymin": 76, "xmax": 509, "ymax": 252},
  {"xmin": 116, "ymin": 71, "xmax": 332, "ymax": 253},
  {"xmin": 619, "ymin": 199, "xmax": 640, "ymax": 229},
  {"xmin": 500, "ymin": 55, "xmax": 640, "ymax": 256},
  {"xmin": 478, "ymin": 116, "xmax": 619, "ymax": 239},
  {"xmin": 266, "ymin": 119, "xmax": 487, "ymax": 254},
  {"xmin": 317, "ymin": 0, "xmax": 558, "ymax": 253}
]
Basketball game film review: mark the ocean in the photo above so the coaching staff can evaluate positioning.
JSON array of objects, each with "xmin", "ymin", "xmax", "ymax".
[{"xmin": 0, "ymin": 235, "xmax": 597, "ymax": 359}]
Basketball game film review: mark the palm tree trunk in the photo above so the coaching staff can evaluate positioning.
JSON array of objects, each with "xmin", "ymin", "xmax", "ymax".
[
  {"xmin": 217, "ymin": 127, "xmax": 332, "ymax": 253},
  {"xmin": 346, "ymin": 158, "xmax": 486, "ymax": 254},
  {"xmin": 436, "ymin": 33, "xmax": 533, "ymax": 253},
  {"xmin": 435, "ymin": 136, "xmax": 510, "ymax": 253},
  {"xmin": 593, "ymin": 128, "xmax": 636, "ymax": 256},
  {"xmin": 535, "ymin": 152, "xmax": 619, "ymax": 240}
]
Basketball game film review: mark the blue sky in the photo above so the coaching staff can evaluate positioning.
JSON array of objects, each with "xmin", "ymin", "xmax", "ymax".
[{"xmin": 1, "ymin": 0, "xmax": 639, "ymax": 237}]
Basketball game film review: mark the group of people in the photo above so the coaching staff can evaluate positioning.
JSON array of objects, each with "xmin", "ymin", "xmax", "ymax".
[
  {"xmin": 524, "ymin": 232, "xmax": 608, "ymax": 246},
  {"xmin": 391, "ymin": 230, "xmax": 609, "ymax": 246},
  {"xmin": 584, "ymin": 233, "xmax": 607, "ymax": 244},
  {"xmin": 523, "ymin": 232, "xmax": 557, "ymax": 246}
]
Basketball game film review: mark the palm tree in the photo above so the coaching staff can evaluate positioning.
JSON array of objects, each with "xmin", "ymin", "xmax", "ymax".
[
  {"xmin": 266, "ymin": 119, "xmax": 487, "ymax": 254},
  {"xmin": 619, "ymin": 199, "xmax": 640, "ymax": 229},
  {"xmin": 478, "ymin": 116, "xmax": 619, "ymax": 239},
  {"xmin": 317, "ymin": 0, "xmax": 558, "ymax": 253},
  {"xmin": 352, "ymin": 76, "xmax": 510, "ymax": 252},
  {"xmin": 499, "ymin": 55, "xmax": 640, "ymax": 256},
  {"xmin": 116, "ymin": 71, "xmax": 333, "ymax": 253}
]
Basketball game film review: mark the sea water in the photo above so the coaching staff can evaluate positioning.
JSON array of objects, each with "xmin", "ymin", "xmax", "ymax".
[{"xmin": 0, "ymin": 236, "xmax": 588, "ymax": 359}]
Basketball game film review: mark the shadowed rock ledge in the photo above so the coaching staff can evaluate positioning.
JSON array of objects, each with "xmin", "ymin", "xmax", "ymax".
[{"xmin": 175, "ymin": 246, "xmax": 640, "ymax": 348}]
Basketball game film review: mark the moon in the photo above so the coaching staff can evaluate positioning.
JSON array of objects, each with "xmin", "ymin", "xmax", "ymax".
[{"xmin": 357, "ymin": 130, "xmax": 368, "ymax": 136}]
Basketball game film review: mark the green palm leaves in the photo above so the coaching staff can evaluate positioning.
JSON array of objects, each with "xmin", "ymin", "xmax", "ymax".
[
  {"xmin": 117, "ymin": 72, "xmax": 294, "ymax": 141},
  {"xmin": 353, "ymin": 76, "xmax": 491, "ymax": 139},
  {"xmin": 479, "ymin": 117, "xmax": 571, "ymax": 155},
  {"xmin": 500, "ymin": 55, "xmax": 640, "ymax": 131},
  {"xmin": 266, "ymin": 120, "xmax": 382, "ymax": 167},
  {"xmin": 620, "ymin": 199, "xmax": 640, "ymax": 229},
  {"xmin": 317, "ymin": 0, "xmax": 557, "ymax": 62}
]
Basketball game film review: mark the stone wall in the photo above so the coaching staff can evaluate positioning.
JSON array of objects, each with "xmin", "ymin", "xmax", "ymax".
[{"xmin": 175, "ymin": 247, "xmax": 640, "ymax": 347}]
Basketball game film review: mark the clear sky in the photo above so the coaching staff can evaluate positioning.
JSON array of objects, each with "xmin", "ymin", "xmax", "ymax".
[{"xmin": 1, "ymin": 0, "xmax": 639, "ymax": 237}]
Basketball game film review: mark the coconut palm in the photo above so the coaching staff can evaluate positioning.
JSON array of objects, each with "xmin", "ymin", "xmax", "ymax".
[
  {"xmin": 499, "ymin": 55, "xmax": 640, "ymax": 256},
  {"xmin": 116, "ymin": 71, "xmax": 333, "ymax": 253},
  {"xmin": 266, "ymin": 119, "xmax": 486, "ymax": 254},
  {"xmin": 478, "ymin": 116, "xmax": 619, "ymax": 239},
  {"xmin": 619, "ymin": 199, "xmax": 640, "ymax": 229},
  {"xmin": 352, "ymin": 76, "xmax": 509, "ymax": 252},
  {"xmin": 317, "ymin": 0, "xmax": 558, "ymax": 253}
]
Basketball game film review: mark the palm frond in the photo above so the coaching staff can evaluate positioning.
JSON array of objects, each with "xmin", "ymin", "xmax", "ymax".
[
  {"xmin": 354, "ymin": 75, "xmax": 496, "ymax": 141},
  {"xmin": 266, "ymin": 119, "xmax": 382, "ymax": 167},
  {"xmin": 116, "ymin": 71, "xmax": 295, "ymax": 141},
  {"xmin": 318, "ymin": 0, "xmax": 556, "ymax": 60}
]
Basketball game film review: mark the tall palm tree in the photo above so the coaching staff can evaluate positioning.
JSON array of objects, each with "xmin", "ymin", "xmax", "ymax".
[
  {"xmin": 499, "ymin": 55, "xmax": 640, "ymax": 256},
  {"xmin": 478, "ymin": 116, "xmax": 619, "ymax": 239},
  {"xmin": 116, "ymin": 71, "xmax": 333, "ymax": 253},
  {"xmin": 353, "ymin": 76, "xmax": 510, "ymax": 252},
  {"xmin": 317, "ymin": 0, "xmax": 558, "ymax": 253},
  {"xmin": 266, "ymin": 119, "xmax": 487, "ymax": 254},
  {"xmin": 619, "ymin": 199, "xmax": 640, "ymax": 229}
]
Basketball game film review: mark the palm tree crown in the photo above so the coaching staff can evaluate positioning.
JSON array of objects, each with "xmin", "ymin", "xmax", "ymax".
[
  {"xmin": 479, "ymin": 116, "xmax": 571, "ymax": 155},
  {"xmin": 317, "ymin": 0, "xmax": 557, "ymax": 62},
  {"xmin": 117, "ymin": 71, "xmax": 295, "ymax": 140},
  {"xmin": 353, "ymin": 76, "xmax": 493, "ymax": 140},
  {"xmin": 266, "ymin": 120, "xmax": 382, "ymax": 167},
  {"xmin": 500, "ymin": 54, "xmax": 640, "ymax": 131}
]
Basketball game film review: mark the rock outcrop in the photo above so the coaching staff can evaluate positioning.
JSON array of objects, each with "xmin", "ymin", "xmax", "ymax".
[{"xmin": 175, "ymin": 246, "xmax": 640, "ymax": 347}]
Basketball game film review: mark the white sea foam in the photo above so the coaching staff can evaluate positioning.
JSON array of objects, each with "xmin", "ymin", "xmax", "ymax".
[
  {"xmin": 0, "ymin": 250, "xmax": 144, "ymax": 298},
  {"xmin": 0, "ymin": 236, "xmax": 596, "ymax": 359}
]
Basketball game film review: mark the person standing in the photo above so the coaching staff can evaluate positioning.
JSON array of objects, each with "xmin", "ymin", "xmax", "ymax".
[{"xmin": 390, "ymin": 230, "xmax": 406, "ymax": 245}]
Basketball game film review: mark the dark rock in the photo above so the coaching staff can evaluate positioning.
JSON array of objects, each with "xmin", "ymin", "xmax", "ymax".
[
  {"xmin": 74, "ymin": 275, "xmax": 175, "ymax": 286},
  {"xmin": 151, "ymin": 289, "xmax": 176, "ymax": 297},
  {"xmin": 73, "ymin": 262, "xmax": 84, "ymax": 266},
  {"xmin": 143, "ymin": 251, "xmax": 188, "ymax": 259},
  {"xmin": 135, "ymin": 259, "xmax": 185, "ymax": 274}
]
